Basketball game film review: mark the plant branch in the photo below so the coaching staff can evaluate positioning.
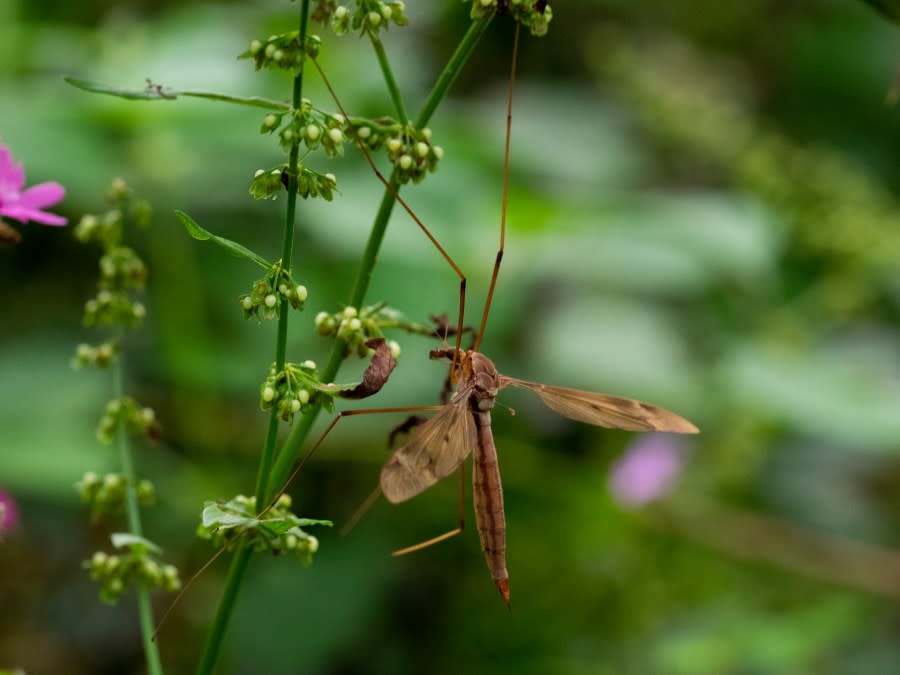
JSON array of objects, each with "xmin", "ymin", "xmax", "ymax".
[
  {"xmin": 267, "ymin": 14, "xmax": 494, "ymax": 497},
  {"xmin": 195, "ymin": 3, "xmax": 311, "ymax": 674},
  {"xmin": 369, "ymin": 34, "xmax": 408, "ymax": 124}
]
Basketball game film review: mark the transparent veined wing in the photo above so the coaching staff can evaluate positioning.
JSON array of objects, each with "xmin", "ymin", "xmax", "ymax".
[
  {"xmin": 380, "ymin": 398, "xmax": 477, "ymax": 503},
  {"xmin": 499, "ymin": 376, "xmax": 698, "ymax": 434}
]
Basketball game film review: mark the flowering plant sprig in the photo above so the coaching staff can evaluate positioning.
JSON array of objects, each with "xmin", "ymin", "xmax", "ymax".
[
  {"xmin": 74, "ymin": 180, "xmax": 151, "ymax": 333},
  {"xmin": 84, "ymin": 534, "xmax": 181, "ymax": 604},
  {"xmin": 76, "ymin": 471, "xmax": 156, "ymax": 522},
  {"xmin": 197, "ymin": 495, "xmax": 330, "ymax": 565},
  {"xmin": 72, "ymin": 181, "xmax": 172, "ymax": 674}
]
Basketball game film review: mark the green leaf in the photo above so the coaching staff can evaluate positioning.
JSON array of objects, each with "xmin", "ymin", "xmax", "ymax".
[
  {"xmin": 64, "ymin": 77, "xmax": 179, "ymax": 100},
  {"xmin": 201, "ymin": 501, "xmax": 259, "ymax": 530},
  {"xmin": 110, "ymin": 532, "xmax": 162, "ymax": 553},
  {"xmin": 64, "ymin": 77, "xmax": 290, "ymax": 110},
  {"xmin": 175, "ymin": 210, "xmax": 271, "ymax": 269}
]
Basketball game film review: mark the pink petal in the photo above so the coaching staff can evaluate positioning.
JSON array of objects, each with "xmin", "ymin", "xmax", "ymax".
[
  {"xmin": 0, "ymin": 146, "xmax": 25, "ymax": 195},
  {"xmin": 20, "ymin": 182, "xmax": 66, "ymax": 209},
  {"xmin": 0, "ymin": 204, "xmax": 68, "ymax": 226}
]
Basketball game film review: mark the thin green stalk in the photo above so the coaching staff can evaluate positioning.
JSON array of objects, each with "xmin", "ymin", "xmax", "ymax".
[
  {"xmin": 254, "ymin": 0, "xmax": 309, "ymax": 505},
  {"xmin": 267, "ymin": 14, "xmax": 494, "ymax": 496},
  {"xmin": 369, "ymin": 34, "xmax": 408, "ymax": 124},
  {"xmin": 194, "ymin": 546, "xmax": 252, "ymax": 675},
  {"xmin": 195, "ymin": 3, "xmax": 311, "ymax": 674},
  {"xmin": 113, "ymin": 352, "xmax": 164, "ymax": 675}
]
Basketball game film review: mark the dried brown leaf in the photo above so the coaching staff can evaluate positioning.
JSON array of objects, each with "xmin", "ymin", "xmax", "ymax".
[{"xmin": 336, "ymin": 338, "xmax": 397, "ymax": 399}]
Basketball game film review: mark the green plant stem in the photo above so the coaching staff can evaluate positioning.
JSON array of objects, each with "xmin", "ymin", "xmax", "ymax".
[
  {"xmin": 194, "ymin": 546, "xmax": 252, "ymax": 675},
  {"xmin": 113, "ymin": 352, "xmax": 164, "ymax": 675},
  {"xmin": 369, "ymin": 34, "xmax": 408, "ymax": 124},
  {"xmin": 195, "ymin": 3, "xmax": 310, "ymax": 674},
  {"xmin": 268, "ymin": 13, "xmax": 494, "ymax": 496}
]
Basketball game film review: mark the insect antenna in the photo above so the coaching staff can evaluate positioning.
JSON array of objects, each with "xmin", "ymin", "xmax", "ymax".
[
  {"xmin": 474, "ymin": 22, "xmax": 520, "ymax": 352},
  {"xmin": 310, "ymin": 56, "xmax": 468, "ymax": 377}
]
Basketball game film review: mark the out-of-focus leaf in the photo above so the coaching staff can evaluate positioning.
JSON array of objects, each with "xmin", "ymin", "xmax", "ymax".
[
  {"xmin": 723, "ymin": 339, "xmax": 900, "ymax": 449},
  {"xmin": 175, "ymin": 210, "xmax": 270, "ymax": 269},
  {"xmin": 110, "ymin": 532, "xmax": 162, "ymax": 553}
]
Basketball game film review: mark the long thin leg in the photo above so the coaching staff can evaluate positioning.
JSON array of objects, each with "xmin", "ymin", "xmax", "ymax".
[
  {"xmin": 474, "ymin": 22, "xmax": 520, "ymax": 351},
  {"xmin": 311, "ymin": 57, "xmax": 468, "ymax": 378},
  {"xmin": 392, "ymin": 461, "xmax": 466, "ymax": 556},
  {"xmin": 340, "ymin": 483, "xmax": 382, "ymax": 537},
  {"xmin": 260, "ymin": 405, "xmax": 442, "ymax": 518}
]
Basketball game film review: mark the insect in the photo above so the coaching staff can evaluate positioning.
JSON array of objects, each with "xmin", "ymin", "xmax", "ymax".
[
  {"xmin": 308, "ymin": 15, "xmax": 698, "ymax": 606},
  {"xmin": 380, "ymin": 351, "xmax": 697, "ymax": 605}
]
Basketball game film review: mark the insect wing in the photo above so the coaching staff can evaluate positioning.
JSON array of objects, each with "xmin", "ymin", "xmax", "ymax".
[
  {"xmin": 499, "ymin": 376, "xmax": 698, "ymax": 434},
  {"xmin": 380, "ymin": 400, "xmax": 477, "ymax": 504}
]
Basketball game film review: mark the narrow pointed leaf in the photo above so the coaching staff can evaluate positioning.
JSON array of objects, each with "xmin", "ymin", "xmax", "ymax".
[
  {"xmin": 64, "ymin": 77, "xmax": 289, "ymax": 110},
  {"xmin": 175, "ymin": 210, "xmax": 271, "ymax": 269}
]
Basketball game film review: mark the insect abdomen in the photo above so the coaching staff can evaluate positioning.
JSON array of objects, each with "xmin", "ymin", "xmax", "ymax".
[{"xmin": 472, "ymin": 410, "xmax": 510, "ymax": 605}]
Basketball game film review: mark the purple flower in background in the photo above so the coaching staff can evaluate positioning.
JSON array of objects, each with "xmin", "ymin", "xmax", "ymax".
[
  {"xmin": 0, "ymin": 143, "xmax": 67, "ymax": 226},
  {"xmin": 0, "ymin": 488, "xmax": 20, "ymax": 535},
  {"xmin": 609, "ymin": 435, "xmax": 684, "ymax": 508}
]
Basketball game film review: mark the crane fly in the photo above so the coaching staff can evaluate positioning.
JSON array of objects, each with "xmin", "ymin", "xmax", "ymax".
[
  {"xmin": 310, "ymin": 12, "xmax": 699, "ymax": 607},
  {"xmin": 380, "ymin": 349, "xmax": 697, "ymax": 604}
]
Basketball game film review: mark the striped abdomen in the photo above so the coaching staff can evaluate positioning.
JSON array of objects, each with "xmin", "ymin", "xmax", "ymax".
[{"xmin": 472, "ymin": 409, "xmax": 509, "ymax": 605}]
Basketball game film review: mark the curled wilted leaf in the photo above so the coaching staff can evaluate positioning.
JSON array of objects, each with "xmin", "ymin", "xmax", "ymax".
[{"xmin": 335, "ymin": 338, "xmax": 396, "ymax": 399}]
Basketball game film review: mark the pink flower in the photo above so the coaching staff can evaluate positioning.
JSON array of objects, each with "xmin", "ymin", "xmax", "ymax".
[
  {"xmin": 0, "ymin": 143, "xmax": 67, "ymax": 226},
  {"xmin": 0, "ymin": 488, "xmax": 20, "ymax": 535},
  {"xmin": 609, "ymin": 435, "xmax": 684, "ymax": 508}
]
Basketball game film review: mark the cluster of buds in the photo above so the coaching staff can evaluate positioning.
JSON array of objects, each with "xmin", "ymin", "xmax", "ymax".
[
  {"xmin": 98, "ymin": 246, "xmax": 146, "ymax": 290},
  {"xmin": 469, "ymin": 0, "xmax": 553, "ymax": 36},
  {"xmin": 249, "ymin": 165, "xmax": 338, "ymax": 202},
  {"xmin": 315, "ymin": 305, "xmax": 402, "ymax": 358},
  {"xmin": 243, "ymin": 31, "xmax": 318, "ymax": 72},
  {"xmin": 198, "ymin": 494, "xmax": 327, "ymax": 566},
  {"xmin": 83, "ymin": 289, "xmax": 146, "ymax": 330},
  {"xmin": 72, "ymin": 340, "xmax": 118, "ymax": 369},
  {"xmin": 259, "ymin": 360, "xmax": 326, "ymax": 422},
  {"xmin": 260, "ymin": 101, "xmax": 347, "ymax": 159},
  {"xmin": 382, "ymin": 125, "xmax": 443, "ymax": 184},
  {"xmin": 96, "ymin": 396, "xmax": 160, "ymax": 444},
  {"xmin": 75, "ymin": 471, "xmax": 155, "ymax": 520},
  {"xmin": 74, "ymin": 179, "xmax": 151, "ymax": 248},
  {"xmin": 239, "ymin": 261, "xmax": 308, "ymax": 320},
  {"xmin": 84, "ymin": 534, "xmax": 180, "ymax": 604},
  {"xmin": 326, "ymin": 1, "xmax": 408, "ymax": 36},
  {"xmin": 75, "ymin": 180, "xmax": 151, "ymax": 333}
]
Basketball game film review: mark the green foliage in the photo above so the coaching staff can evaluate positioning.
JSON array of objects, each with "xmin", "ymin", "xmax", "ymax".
[{"xmin": 197, "ymin": 495, "xmax": 331, "ymax": 564}]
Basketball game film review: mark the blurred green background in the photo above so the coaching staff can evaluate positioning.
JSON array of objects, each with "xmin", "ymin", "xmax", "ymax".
[{"xmin": 3, "ymin": 0, "xmax": 900, "ymax": 673}]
